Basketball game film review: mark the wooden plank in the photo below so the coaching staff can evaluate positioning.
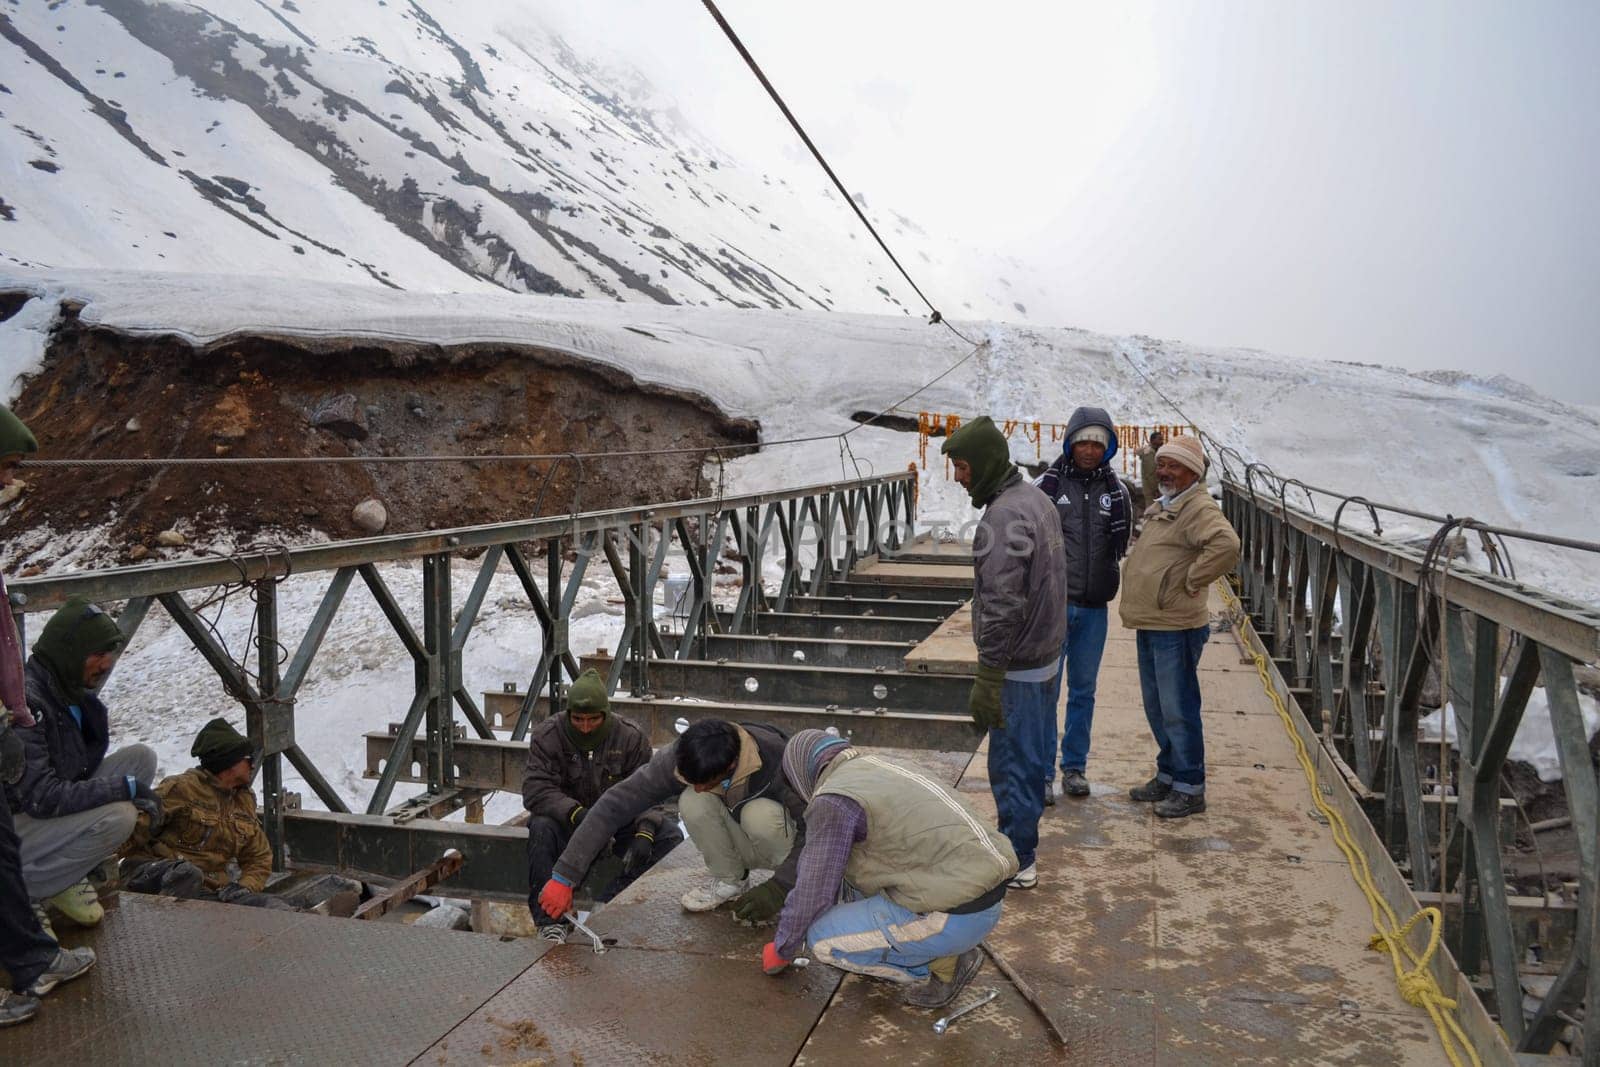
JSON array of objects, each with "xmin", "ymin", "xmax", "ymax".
[
  {"xmin": 902, "ymin": 607, "xmax": 977, "ymax": 674},
  {"xmin": 848, "ymin": 559, "xmax": 975, "ymax": 585}
]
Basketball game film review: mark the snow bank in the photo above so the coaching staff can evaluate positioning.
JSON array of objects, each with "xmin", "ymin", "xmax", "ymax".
[{"xmin": 1421, "ymin": 687, "xmax": 1600, "ymax": 783}]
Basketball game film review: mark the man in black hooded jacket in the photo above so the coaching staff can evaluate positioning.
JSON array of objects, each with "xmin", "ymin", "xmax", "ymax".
[{"xmin": 1034, "ymin": 406, "xmax": 1131, "ymax": 799}]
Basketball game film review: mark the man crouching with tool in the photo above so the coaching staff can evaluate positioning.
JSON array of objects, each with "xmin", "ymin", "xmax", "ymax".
[{"xmin": 759, "ymin": 730, "xmax": 1018, "ymax": 1010}]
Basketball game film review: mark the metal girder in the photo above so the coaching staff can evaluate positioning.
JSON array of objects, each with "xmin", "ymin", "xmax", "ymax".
[
  {"xmin": 580, "ymin": 653, "xmax": 971, "ymax": 714},
  {"xmin": 283, "ymin": 811, "xmax": 528, "ymax": 901},
  {"xmin": 821, "ymin": 579, "xmax": 973, "ymax": 602},
  {"xmin": 1224, "ymin": 483, "xmax": 1600, "ymax": 664},
  {"xmin": 708, "ymin": 611, "xmax": 937, "ymax": 643},
  {"xmin": 780, "ymin": 595, "xmax": 958, "ymax": 620},
  {"xmin": 8, "ymin": 473, "xmax": 916, "ymax": 612},
  {"xmin": 697, "ymin": 633, "xmax": 916, "ymax": 670}
]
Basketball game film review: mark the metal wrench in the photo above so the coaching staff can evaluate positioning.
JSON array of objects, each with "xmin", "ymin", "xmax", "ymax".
[
  {"xmin": 933, "ymin": 988, "xmax": 997, "ymax": 1035},
  {"xmin": 563, "ymin": 910, "xmax": 608, "ymax": 954}
]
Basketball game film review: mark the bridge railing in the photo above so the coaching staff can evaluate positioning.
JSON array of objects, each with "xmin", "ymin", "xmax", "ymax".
[
  {"xmin": 7, "ymin": 471, "xmax": 917, "ymax": 896},
  {"xmin": 1221, "ymin": 476, "xmax": 1600, "ymax": 1056}
]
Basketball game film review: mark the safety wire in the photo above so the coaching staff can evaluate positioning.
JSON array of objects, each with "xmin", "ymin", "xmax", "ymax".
[{"xmin": 1217, "ymin": 579, "xmax": 1481, "ymax": 1067}]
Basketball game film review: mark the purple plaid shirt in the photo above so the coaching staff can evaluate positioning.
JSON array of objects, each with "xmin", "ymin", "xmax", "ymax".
[{"xmin": 773, "ymin": 794, "xmax": 867, "ymax": 960}]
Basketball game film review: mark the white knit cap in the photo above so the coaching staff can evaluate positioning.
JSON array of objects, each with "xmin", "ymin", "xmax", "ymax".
[{"xmin": 1069, "ymin": 426, "xmax": 1111, "ymax": 448}]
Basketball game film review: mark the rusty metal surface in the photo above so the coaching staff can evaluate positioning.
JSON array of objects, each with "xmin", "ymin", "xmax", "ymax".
[
  {"xmin": 421, "ymin": 946, "xmax": 841, "ymax": 1066},
  {"xmin": 0, "ymin": 894, "xmax": 543, "ymax": 1066}
]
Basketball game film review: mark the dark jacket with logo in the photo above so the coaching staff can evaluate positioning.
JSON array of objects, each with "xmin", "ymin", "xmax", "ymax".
[
  {"xmin": 520, "ymin": 711, "xmax": 665, "ymax": 834},
  {"xmin": 552, "ymin": 721, "xmax": 806, "ymax": 889},
  {"xmin": 1034, "ymin": 407, "xmax": 1132, "ymax": 608},
  {"xmin": 6, "ymin": 658, "xmax": 120, "ymax": 818}
]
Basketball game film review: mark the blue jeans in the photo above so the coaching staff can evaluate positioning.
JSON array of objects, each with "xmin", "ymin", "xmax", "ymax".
[
  {"xmin": 988, "ymin": 677, "xmax": 1054, "ymax": 868},
  {"xmin": 806, "ymin": 892, "xmax": 1004, "ymax": 983},
  {"xmin": 1135, "ymin": 626, "xmax": 1211, "ymax": 794},
  {"xmin": 1044, "ymin": 604, "xmax": 1110, "ymax": 780}
]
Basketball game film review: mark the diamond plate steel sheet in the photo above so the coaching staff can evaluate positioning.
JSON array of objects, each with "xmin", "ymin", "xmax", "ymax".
[
  {"xmin": 422, "ymin": 946, "xmax": 841, "ymax": 1065},
  {"xmin": 1151, "ymin": 767, "xmax": 1348, "ymax": 863},
  {"xmin": 1155, "ymin": 993, "xmax": 1449, "ymax": 1066},
  {"xmin": 984, "ymin": 846, "xmax": 1157, "ymax": 985},
  {"xmin": 0, "ymin": 894, "xmax": 543, "ymax": 1067},
  {"xmin": 1149, "ymin": 851, "xmax": 1411, "ymax": 1009}
]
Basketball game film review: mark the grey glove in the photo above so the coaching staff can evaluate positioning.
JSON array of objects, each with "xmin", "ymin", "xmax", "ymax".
[
  {"xmin": 0, "ymin": 728, "xmax": 22, "ymax": 786},
  {"xmin": 216, "ymin": 882, "xmax": 250, "ymax": 904},
  {"xmin": 131, "ymin": 783, "xmax": 164, "ymax": 836}
]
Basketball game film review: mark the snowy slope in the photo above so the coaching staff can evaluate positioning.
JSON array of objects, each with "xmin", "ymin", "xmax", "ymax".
[{"xmin": 0, "ymin": 0, "xmax": 1048, "ymax": 319}]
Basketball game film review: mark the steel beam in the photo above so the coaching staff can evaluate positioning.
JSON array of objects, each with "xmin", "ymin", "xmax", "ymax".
[
  {"xmin": 708, "ymin": 611, "xmax": 937, "ymax": 643},
  {"xmin": 581, "ymin": 654, "xmax": 971, "ymax": 714},
  {"xmin": 822, "ymin": 579, "xmax": 972, "ymax": 601},
  {"xmin": 283, "ymin": 811, "xmax": 528, "ymax": 901},
  {"xmin": 697, "ymin": 634, "xmax": 916, "ymax": 670},
  {"xmin": 780, "ymin": 596, "xmax": 959, "ymax": 620}
]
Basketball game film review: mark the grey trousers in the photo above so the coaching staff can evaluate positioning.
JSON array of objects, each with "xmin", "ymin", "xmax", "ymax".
[{"xmin": 14, "ymin": 743, "xmax": 158, "ymax": 899}]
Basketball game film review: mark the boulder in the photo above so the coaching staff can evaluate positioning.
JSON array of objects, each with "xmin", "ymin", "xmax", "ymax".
[
  {"xmin": 155, "ymin": 529, "xmax": 186, "ymax": 547},
  {"xmin": 0, "ymin": 479, "xmax": 25, "ymax": 507},
  {"xmin": 312, "ymin": 394, "xmax": 369, "ymax": 441},
  {"xmin": 352, "ymin": 498, "xmax": 388, "ymax": 534},
  {"xmin": 128, "ymin": 544, "xmax": 150, "ymax": 562}
]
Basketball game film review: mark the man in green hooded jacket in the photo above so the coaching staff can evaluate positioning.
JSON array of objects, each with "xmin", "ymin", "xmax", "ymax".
[
  {"xmin": 9, "ymin": 598, "xmax": 159, "ymax": 935},
  {"xmin": 940, "ymin": 416, "xmax": 1067, "ymax": 891},
  {"xmin": 520, "ymin": 668, "xmax": 681, "ymax": 939},
  {"xmin": 1, "ymin": 406, "xmax": 97, "ymax": 1026}
]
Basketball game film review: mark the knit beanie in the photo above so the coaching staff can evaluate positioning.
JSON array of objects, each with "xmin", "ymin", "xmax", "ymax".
[
  {"xmin": 781, "ymin": 728, "xmax": 853, "ymax": 802},
  {"xmin": 0, "ymin": 405, "xmax": 36, "ymax": 457},
  {"xmin": 192, "ymin": 716, "xmax": 255, "ymax": 774},
  {"xmin": 1069, "ymin": 425, "xmax": 1111, "ymax": 448},
  {"xmin": 33, "ymin": 598, "xmax": 125, "ymax": 700},
  {"xmin": 939, "ymin": 416, "xmax": 1016, "ymax": 506},
  {"xmin": 1156, "ymin": 435, "xmax": 1206, "ymax": 478},
  {"xmin": 562, "ymin": 668, "xmax": 611, "ymax": 752}
]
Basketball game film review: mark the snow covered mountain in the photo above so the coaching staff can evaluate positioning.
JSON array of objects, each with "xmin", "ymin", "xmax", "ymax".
[{"xmin": 0, "ymin": 0, "xmax": 1047, "ymax": 318}]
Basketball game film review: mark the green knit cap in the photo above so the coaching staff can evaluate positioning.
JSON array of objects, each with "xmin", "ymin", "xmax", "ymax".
[
  {"xmin": 0, "ymin": 405, "xmax": 37, "ymax": 457},
  {"xmin": 33, "ymin": 597, "xmax": 124, "ymax": 700},
  {"xmin": 940, "ymin": 415, "xmax": 1017, "ymax": 506},
  {"xmin": 562, "ymin": 668, "xmax": 611, "ymax": 752},
  {"xmin": 191, "ymin": 717, "xmax": 255, "ymax": 774}
]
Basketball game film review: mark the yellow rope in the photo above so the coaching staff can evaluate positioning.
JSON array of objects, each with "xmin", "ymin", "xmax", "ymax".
[{"xmin": 1216, "ymin": 580, "xmax": 1482, "ymax": 1067}]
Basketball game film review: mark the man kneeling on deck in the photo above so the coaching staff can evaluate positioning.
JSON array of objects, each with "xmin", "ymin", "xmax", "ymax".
[
  {"xmin": 520, "ymin": 669, "xmax": 682, "ymax": 941},
  {"xmin": 119, "ymin": 718, "xmax": 293, "ymax": 910},
  {"xmin": 538, "ymin": 718, "xmax": 806, "ymax": 927},
  {"xmin": 760, "ymin": 730, "xmax": 1017, "ymax": 1010}
]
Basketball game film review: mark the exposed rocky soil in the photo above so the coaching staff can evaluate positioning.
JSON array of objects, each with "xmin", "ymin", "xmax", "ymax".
[{"xmin": 0, "ymin": 309, "xmax": 756, "ymax": 565}]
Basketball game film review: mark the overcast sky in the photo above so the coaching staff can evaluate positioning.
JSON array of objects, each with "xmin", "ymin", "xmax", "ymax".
[{"xmin": 548, "ymin": 2, "xmax": 1598, "ymax": 402}]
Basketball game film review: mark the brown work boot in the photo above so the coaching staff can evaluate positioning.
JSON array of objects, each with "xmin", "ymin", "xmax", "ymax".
[{"xmin": 902, "ymin": 948, "xmax": 983, "ymax": 1009}]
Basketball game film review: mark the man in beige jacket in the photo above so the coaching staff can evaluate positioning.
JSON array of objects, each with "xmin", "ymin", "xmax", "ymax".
[{"xmin": 1118, "ymin": 435, "xmax": 1240, "ymax": 818}]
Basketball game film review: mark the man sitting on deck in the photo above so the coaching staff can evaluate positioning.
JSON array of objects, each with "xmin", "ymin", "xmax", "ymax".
[
  {"xmin": 520, "ymin": 668, "xmax": 682, "ymax": 941},
  {"xmin": 538, "ymin": 717, "xmax": 806, "ymax": 928},
  {"xmin": 9, "ymin": 598, "xmax": 159, "ymax": 938},
  {"xmin": 119, "ymin": 717, "xmax": 293, "ymax": 910},
  {"xmin": 759, "ymin": 730, "xmax": 1017, "ymax": 1010}
]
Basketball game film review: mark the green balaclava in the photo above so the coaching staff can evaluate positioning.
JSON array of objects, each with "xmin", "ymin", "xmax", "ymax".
[
  {"xmin": 191, "ymin": 716, "xmax": 255, "ymax": 775},
  {"xmin": 562, "ymin": 668, "xmax": 612, "ymax": 752},
  {"xmin": 33, "ymin": 597, "xmax": 125, "ymax": 700},
  {"xmin": 939, "ymin": 415, "xmax": 1017, "ymax": 506},
  {"xmin": 0, "ymin": 404, "xmax": 38, "ymax": 458}
]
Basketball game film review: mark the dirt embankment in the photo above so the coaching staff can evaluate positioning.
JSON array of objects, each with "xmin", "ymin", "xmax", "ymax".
[{"xmin": 1, "ymin": 305, "xmax": 757, "ymax": 564}]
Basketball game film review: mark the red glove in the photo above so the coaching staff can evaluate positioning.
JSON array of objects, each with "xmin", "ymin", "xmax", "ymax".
[
  {"xmin": 761, "ymin": 941, "xmax": 789, "ymax": 975},
  {"xmin": 539, "ymin": 878, "xmax": 574, "ymax": 920}
]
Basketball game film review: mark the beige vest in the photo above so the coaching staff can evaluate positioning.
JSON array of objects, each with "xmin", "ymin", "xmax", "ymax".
[{"xmin": 812, "ymin": 754, "xmax": 1018, "ymax": 914}]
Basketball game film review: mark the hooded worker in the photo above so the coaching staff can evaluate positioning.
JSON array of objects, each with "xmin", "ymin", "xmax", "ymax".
[
  {"xmin": 940, "ymin": 416, "xmax": 1067, "ymax": 891},
  {"xmin": 1032, "ymin": 406, "xmax": 1132, "ymax": 801},
  {"xmin": 8, "ymin": 598, "xmax": 158, "ymax": 939},
  {"xmin": 519, "ymin": 668, "xmax": 681, "ymax": 940},
  {"xmin": 760, "ymin": 730, "xmax": 1017, "ymax": 1010},
  {"xmin": 0, "ymin": 407, "xmax": 95, "ymax": 1025}
]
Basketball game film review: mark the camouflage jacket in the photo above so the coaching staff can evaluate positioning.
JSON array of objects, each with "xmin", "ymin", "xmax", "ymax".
[{"xmin": 122, "ymin": 767, "xmax": 272, "ymax": 892}]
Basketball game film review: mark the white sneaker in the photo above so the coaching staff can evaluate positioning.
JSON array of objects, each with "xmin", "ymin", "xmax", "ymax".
[
  {"xmin": 1007, "ymin": 863, "xmax": 1038, "ymax": 890},
  {"xmin": 680, "ymin": 877, "xmax": 747, "ymax": 912}
]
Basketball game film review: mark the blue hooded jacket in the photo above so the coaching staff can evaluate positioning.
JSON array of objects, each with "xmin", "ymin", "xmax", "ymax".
[{"xmin": 1034, "ymin": 406, "xmax": 1132, "ymax": 607}]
